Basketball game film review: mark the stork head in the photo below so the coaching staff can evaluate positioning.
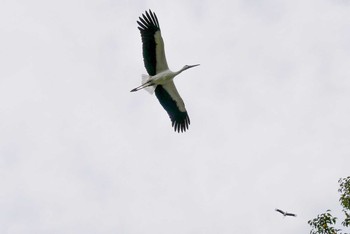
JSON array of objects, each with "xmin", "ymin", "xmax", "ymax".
[
  {"xmin": 179, "ymin": 64, "xmax": 200, "ymax": 73},
  {"xmin": 182, "ymin": 64, "xmax": 200, "ymax": 71}
]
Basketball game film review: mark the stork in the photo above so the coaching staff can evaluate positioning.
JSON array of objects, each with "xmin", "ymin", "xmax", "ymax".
[
  {"xmin": 275, "ymin": 209, "xmax": 297, "ymax": 217},
  {"xmin": 130, "ymin": 10, "xmax": 199, "ymax": 133}
]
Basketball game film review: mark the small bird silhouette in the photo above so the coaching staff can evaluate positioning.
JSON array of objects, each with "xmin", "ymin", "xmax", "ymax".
[{"xmin": 275, "ymin": 208, "xmax": 297, "ymax": 217}]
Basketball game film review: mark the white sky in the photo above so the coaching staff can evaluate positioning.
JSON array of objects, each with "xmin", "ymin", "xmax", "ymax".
[{"xmin": 1, "ymin": 0, "xmax": 350, "ymax": 233}]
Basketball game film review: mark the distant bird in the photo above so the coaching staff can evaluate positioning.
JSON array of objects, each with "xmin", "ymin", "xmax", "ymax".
[
  {"xmin": 275, "ymin": 209, "xmax": 297, "ymax": 217},
  {"xmin": 131, "ymin": 10, "xmax": 199, "ymax": 133}
]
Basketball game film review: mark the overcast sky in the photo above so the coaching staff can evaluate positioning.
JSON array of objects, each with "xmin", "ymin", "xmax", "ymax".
[{"xmin": 1, "ymin": 0, "xmax": 350, "ymax": 233}]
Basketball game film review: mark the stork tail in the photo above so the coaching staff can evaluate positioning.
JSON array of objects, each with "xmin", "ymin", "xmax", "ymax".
[
  {"xmin": 141, "ymin": 74, "xmax": 155, "ymax": 94},
  {"xmin": 130, "ymin": 75, "xmax": 155, "ymax": 94}
]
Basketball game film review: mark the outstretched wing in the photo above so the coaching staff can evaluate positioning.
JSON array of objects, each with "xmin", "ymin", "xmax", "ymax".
[
  {"xmin": 285, "ymin": 213, "xmax": 297, "ymax": 217},
  {"xmin": 137, "ymin": 10, "xmax": 169, "ymax": 76},
  {"xmin": 275, "ymin": 209, "xmax": 285, "ymax": 215},
  {"xmin": 155, "ymin": 82, "xmax": 190, "ymax": 132}
]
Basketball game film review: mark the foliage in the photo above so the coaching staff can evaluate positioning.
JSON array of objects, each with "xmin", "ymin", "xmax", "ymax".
[
  {"xmin": 308, "ymin": 210, "xmax": 339, "ymax": 234},
  {"xmin": 338, "ymin": 177, "xmax": 350, "ymax": 227},
  {"xmin": 308, "ymin": 176, "xmax": 350, "ymax": 234}
]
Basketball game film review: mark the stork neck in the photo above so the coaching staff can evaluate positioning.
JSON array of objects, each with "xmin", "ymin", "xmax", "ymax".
[{"xmin": 175, "ymin": 67, "xmax": 187, "ymax": 75}]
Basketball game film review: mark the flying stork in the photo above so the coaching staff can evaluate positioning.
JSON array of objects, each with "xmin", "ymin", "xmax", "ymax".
[
  {"xmin": 275, "ymin": 209, "xmax": 297, "ymax": 217},
  {"xmin": 130, "ymin": 10, "xmax": 199, "ymax": 133}
]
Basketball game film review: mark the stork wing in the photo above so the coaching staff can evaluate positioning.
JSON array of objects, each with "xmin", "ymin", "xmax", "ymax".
[
  {"xmin": 286, "ymin": 213, "xmax": 297, "ymax": 217},
  {"xmin": 155, "ymin": 82, "xmax": 190, "ymax": 132},
  {"xmin": 137, "ymin": 10, "xmax": 169, "ymax": 76},
  {"xmin": 275, "ymin": 209, "xmax": 285, "ymax": 215}
]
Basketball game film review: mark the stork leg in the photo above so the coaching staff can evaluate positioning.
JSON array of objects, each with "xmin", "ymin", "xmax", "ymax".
[{"xmin": 130, "ymin": 81, "xmax": 152, "ymax": 92}]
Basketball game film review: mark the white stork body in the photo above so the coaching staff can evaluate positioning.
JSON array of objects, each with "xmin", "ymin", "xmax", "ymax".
[{"xmin": 130, "ymin": 10, "xmax": 199, "ymax": 132}]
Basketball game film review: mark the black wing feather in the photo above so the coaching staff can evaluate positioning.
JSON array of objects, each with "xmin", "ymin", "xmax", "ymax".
[
  {"xmin": 137, "ymin": 10, "xmax": 160, "ymax": 76},
  {"xmin": 275, "ymin": 209, "xmax": 285, "ymax": 215},
  {"xmin": 155, "ymin": 85, "xmax": 190, "ymax": 133}
]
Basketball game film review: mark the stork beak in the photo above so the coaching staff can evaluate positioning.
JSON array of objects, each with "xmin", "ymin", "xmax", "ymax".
[{"xmin": 188, "ymin": 64, "xmax": 200, "ymax": 68}]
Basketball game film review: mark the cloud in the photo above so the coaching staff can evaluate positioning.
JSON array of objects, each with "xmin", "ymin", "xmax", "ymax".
[{"xmin": 1, "ymin": 0, "xmax": 350, "ymax": 233}]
